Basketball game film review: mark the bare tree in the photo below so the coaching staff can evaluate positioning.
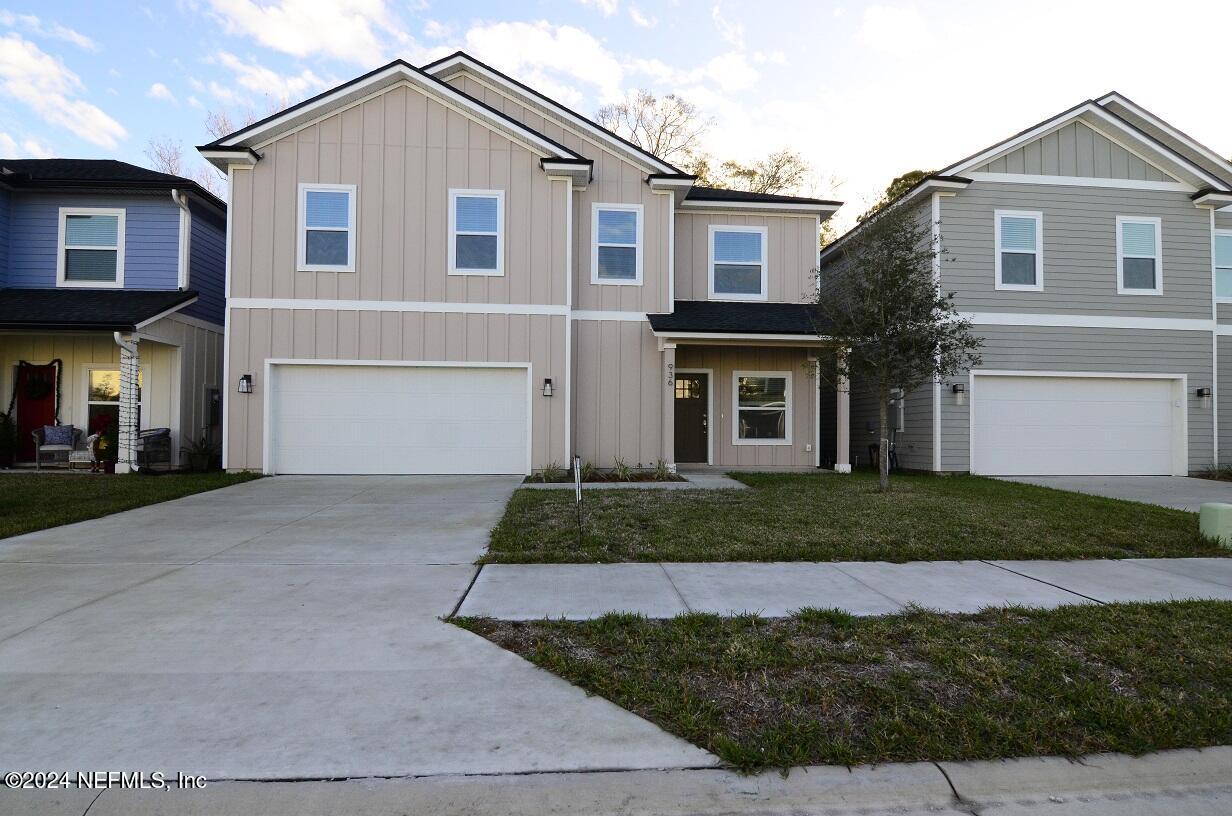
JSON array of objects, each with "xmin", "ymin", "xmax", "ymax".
[
  {"xmin": 596, "ymin": 89, "xmax": 712, "ymax": 171},
  {"xmin": 715, "ymin": 149, "xmax": 813, "ymax": 195},
  {"xmin": 144, "ymin": 136, "xmax": 184, "ymax": 176}
]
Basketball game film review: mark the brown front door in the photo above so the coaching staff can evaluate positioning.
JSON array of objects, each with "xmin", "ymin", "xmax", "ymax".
[
  {"xmin": 13, "ymin": 363, "xmax": 59, "ymax": 461},
  {"xmin": 674, "ymin": 372, "xmax": 708, "ymax": 463}
]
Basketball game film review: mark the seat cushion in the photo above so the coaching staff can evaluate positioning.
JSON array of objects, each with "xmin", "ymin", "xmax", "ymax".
[{"xmin": 42, "ymin": 425, "xmax": 75, "ymax": 446}]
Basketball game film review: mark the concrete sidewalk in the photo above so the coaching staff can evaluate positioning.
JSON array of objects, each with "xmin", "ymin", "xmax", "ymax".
[
  {"xmin": 456, "ymin": 557, "xmax": 1232, "ymax": 619},
  {"xmin": 6, "ymin": 746, "xmax": 1228, "ymax": 815}
]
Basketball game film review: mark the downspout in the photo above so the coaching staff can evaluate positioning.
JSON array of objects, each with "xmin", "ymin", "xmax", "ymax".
[
  {"xmin": 172, "ymin": 189, "xmax": 191, "ymax": 291},
  {"xmin": 112, "ymin": 331, "xmax": 140, "ymax": 473}
]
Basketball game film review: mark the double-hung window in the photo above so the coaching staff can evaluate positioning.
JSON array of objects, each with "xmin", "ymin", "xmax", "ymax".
[
  {"xmin": 58, "ymin": 208, "xmax": 124, "ymax": 288},
  {"xmin": 1216, "ymin": 231, "xmax": 1232, "ymax": 302},
  {"xmin": 592, "ymin": 204, "xmax": 642, "ymax": 284},
  {"xmin": 298, "ymin": 184, "xmax": 356, "ymax": 272},
  {"xmin": 449, "ymin": 190, "xmax": 504, "ymax": 276},
  {"xmin": 994, "ymin": 210, "xmax": 1042, "ymax": 291},
  {"xmin": 733, "ymin": 371, "xmax": 791, "ymax": 445},
  {"xmin": 84, "ymin": 366, "xmax": 142, "ymax": 437},
  {"xmin": 709, "ymin": 226, "xmax": 767, "ymax": 300},
  {"xmin": 1116, "ymin": 216, "xmax": 1162, "ymax": 295}
]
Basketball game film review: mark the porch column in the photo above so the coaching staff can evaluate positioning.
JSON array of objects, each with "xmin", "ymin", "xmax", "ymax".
[
  {"xmin": 113, "ymin": 333, "xmax": 140, "ymax": 474},
  {"xmin": 661, "ymin": 341, "xmax": 676, "ymax": 472},
  {"xmin": 835, "ymin": 354, "xmax": 851, "ymax": 474}
]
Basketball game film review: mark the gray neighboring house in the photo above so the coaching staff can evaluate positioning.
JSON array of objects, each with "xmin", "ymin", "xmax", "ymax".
[{"xmin": 819, "ymin": 93, "xmax": 1232, "ymax": 477}]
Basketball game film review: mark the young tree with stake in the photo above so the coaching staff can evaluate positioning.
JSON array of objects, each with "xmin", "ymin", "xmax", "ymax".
[{"xmin": 815, "ymin": 202, "xmax": 982, "ymax": 491}]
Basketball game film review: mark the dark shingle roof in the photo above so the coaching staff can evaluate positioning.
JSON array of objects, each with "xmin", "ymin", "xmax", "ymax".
[
  {"xmin": 0, "ymin": 159, "xmax": 225, "ymax": 211},
  {"xmin": 0, "ymin": 288, "xmax": 198, "ymax": 331},
  {"xmin": 685, "ymin": 185, "xmax": 842, "ymax": 206},
  {"xmin": 647, "ymin": 300, "xmax": 828, "ymax": 336}
]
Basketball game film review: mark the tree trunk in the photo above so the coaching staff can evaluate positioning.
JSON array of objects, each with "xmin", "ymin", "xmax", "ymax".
[{"xmin": 878, "ymin": 391, "xmax": 890, "ymax": 492}]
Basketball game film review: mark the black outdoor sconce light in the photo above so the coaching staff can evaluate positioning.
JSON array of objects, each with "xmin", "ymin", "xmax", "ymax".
[
  {"xmin": 951, "ymin": 382, "xmax": 966, "ymax": 406},
  {"xmin": 542, "ymin": 378, "xmax": 554, "ymax": 397},
  {"xmin": 238, "ymin": 374, "xmax": 253, "ymax": 394},
  {"xmin": 1198, "ymin": 387, "xmax": 1212, "ymax": 409}
]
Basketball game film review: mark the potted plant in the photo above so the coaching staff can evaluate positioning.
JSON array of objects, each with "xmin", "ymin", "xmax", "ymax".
[
  {"xmin": 0, "ymin": 411, "xmax": 15, "ymax": 469},
  {"xmin": 181, "ymin": 434, "xmax": 219, "ymax": 472}
]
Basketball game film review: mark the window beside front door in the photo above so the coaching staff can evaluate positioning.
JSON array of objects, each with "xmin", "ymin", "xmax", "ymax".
[
  {"xmin": 733, "ymin": 371, "xmax": 791, "ymax": 445},
  {"xmin": 58, "ymin": 208, "xmax": 125, "ymax": 288},
  {"xmin": 1116, "ymin": 216, "xmax": 1162, "ymax": 295},
  {"xmin": 709, "ymin": 226, "xmax": 768, "ymax": 300},
  {"xmin": 994, "ymin": 210, "xmax": 1042, "ymax": 291},
  {"xmin": 85, "ymin": 367, "xmax": 142, "ymax": 437}
]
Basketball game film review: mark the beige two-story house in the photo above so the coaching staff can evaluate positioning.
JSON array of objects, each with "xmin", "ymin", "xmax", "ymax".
[{"xmin": 201, "ymin": 52, "xmax": 846, "ymax": 475}]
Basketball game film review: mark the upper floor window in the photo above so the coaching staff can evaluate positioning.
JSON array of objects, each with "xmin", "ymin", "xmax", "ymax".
[
  {"xmin": 1116, "ymin": 216, "xmax": 1162, "ymax": 295},
  {"xmin": 1216, "ymin": 231, "xmax": 1232, "ymax": 302},
  {"xmin": 449, "ymin": 189, "xmax": 504, "ymax": 276},
  {"xmin": 298, "ymin": 184, "xmax": 356, "ymax": 272},
  {"xmin": 709, "ymin": 226, "xmax": 767, "ymax": 301},
  {"xmin": 592, "ymin": 203, "xmax": 642, "ymax": 285},
  {"xmin": 994, "ymin": 210, "xmax": 1042, "ymax": 291},
  {"xmin": 57, "ymin": 208, "xmax": 124, "ymax": 288}
]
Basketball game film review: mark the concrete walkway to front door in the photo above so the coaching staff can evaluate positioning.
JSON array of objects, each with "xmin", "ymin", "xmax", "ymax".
[
  {"xmin": 457, "ymin": 557, "xmax": 1232, "ymax": 620},
  {"xmin": 0, "ymin": 476, "xmax": 713, "ymax": 780}
]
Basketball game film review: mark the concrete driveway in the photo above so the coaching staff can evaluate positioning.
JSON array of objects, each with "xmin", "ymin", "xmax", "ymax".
[
  {"xmin": 0, "ymin": 476, "xmax": 712, "ymax": 780},
  {"xmin": 1000, "ymin": 475, "xmax": 1232, "ymax": 512}
]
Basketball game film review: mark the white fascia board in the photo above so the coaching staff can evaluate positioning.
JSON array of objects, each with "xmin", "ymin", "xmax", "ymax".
[
  {"xmin": 818, "ymin": 179, "xmax": 969, "ymax": 265},
  {"xmin": 427, "ymin": 55, "xmax": 677, "ymax": 175},
  {"xmin": 133, "ymin": 296, "xmax": 199, "ymax": 330},
  {"xmin": 649, "ymin": 177, "xmax": 697, "ymax": 193},
  {"xmin": 679, "ymin": 199, "xmax": 840, "ymax": 216},
  {"xmin": 1194, "ymin": 192, "xmax": 1232, "ymax": 209},
  {"xmin": 1097, "ymin": 92, "xmax": 1232, "ymax": 184}
]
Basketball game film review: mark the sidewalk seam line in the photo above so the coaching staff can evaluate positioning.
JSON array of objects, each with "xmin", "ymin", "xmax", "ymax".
[
  {"xmin": 448, "ymin": 565, "xmax": 483, "ymax": 619},
  {"xmin": 829, "ymin": 563, "xmax": 909, "ymax": 609},
  {"xmin": 80, "ymin": 789, "xmax": 104, "ymax": 816},
  {"xmin": 979, "ymin": 560, "xmax": 1106, "ymax": 605},
  {"xmin": 658, "ymin": 563, "xmax": 692, "ymax": 613}
]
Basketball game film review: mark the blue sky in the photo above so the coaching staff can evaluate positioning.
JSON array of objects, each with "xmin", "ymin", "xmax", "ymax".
[{"xmin": 1, "ymin": 1, "xmax": 1229, "ymax": 226}]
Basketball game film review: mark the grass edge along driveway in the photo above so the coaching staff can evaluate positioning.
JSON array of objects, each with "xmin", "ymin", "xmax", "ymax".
[
  {"xmin": 0, "ymin": 471, "xmax": 259, "ymax": 540},
  {"xmin": 483, "ymin": 471, "xmax": 1222, "ymax": 564},
  {"xmin": 457, "ymin": 600, "xmax": 1232, "ymax": 771}
]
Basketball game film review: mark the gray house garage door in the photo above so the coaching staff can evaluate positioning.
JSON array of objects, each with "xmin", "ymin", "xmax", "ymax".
[
  {"xmin": 970, "ymin": 374, "xmax": 1182, "ymax": 476},
  {"xmin": 267, "ymin": 363, "xmax": 529, "ymax": 475}
]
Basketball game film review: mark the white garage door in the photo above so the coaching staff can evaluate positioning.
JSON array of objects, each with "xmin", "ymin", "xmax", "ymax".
[
  {"xmin": 971, "ymin": 375, "xmax": 1179, "ymax": 476},
  {"xmin": 268, "ymin": 364, "xmax": 528, "ymax": 475}
]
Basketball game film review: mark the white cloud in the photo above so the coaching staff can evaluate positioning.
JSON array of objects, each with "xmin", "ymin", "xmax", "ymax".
[
  {"xmin": 0, "ymin": 131, "xmax": 52, "ymax": 157},
  {"xmin": 147, "ymin": 81, "xmax": 176, "ymax": 103},
  {"xmin": 0, "ymin": 34, "xmax": 126, "ymax": 147},
  {"xmin": 629, "ymin": 6, "xmax": 656, "ymax": 28},
  {"xmin": 858, "ymin": 3, "xmax": 928, "ymax": 54},
  {"xmin": 187, "ymin": 95, "xmax": 204, "ymax": 109},
  {"xmin": 423, "ymin": 19, "xmax": 451, "ymax": 39},
  {"xmin": 211, "ymin": 51, "xmax": 332, "ymax": 105},
  {"xmin": 711, "ymin": 5, "xmax": 744, "ymax": 48},
  {"xmin": 462, "ymin": 21, "xmax": 624, "ymax": 105},
  {"xmin": 577, "ymin": 0, "xmax": 619, "ymax": 15},
  {"xmin": 0, "ymin": 12, "xmax": 97, "ymax": 51},
  {"xmin": 206, "ymin": 0, "xmax": 410, "ymax": 65}
]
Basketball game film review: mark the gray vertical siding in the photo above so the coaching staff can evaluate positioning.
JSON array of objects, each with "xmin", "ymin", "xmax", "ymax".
[{"xmin": 974, "ymin": 121, "xmax": 1175, "ymax": 182}]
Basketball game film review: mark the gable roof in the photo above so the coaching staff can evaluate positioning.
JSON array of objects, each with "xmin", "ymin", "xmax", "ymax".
[
  {"xmin": 421, "ymin": 51, "xmax": 682, "ymax": 176},
  {"xmin": 1096, "ymin": 92, "xmax": 1232, "ymax": 188},
  {"xmin": 198, "ymin": 58, "xmax": 586, "ymax": 169},
  {"xmin": 0, "ymin": 158, "xmax": 225, "ymax": 212}
]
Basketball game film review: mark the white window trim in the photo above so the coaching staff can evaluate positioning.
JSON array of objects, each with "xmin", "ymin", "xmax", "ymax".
[
  {"xmin": 709, "ymin": 225, "xmax": 768, "ymax": 301},
  {"xmin": 297, "ymin": 183, "xmax": 356, "ymax": 273},
  {"xmin": 731, "ymin": 370, "xmax": 792, "ymax": 446},
  {"xmin": 448, "ymin": 188, "xmax": 505, "ymax": 277},
  {"xmin": 56, "ymin": 207, "xmax": 125, "ymax": 289},
  {"xmin": 993, "ymin": 209, "xmax": 1043, "ymax": 292},
  {"xmin": 590, "ymin": 202, "xmax": 643, "ymax": 286},
  {"xmin": 1215, "ymin": 229, "xmax": 1232, "ymax": 304},
  {"xmin": 1116, "ymin": 215, "xmax": 1163, "ymax": 296},
  {"xmin": 79, "ymin": 362, "xmax": 149, "ymax": 431}
]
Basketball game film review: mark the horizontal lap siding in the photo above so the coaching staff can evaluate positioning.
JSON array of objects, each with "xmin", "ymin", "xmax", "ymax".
[
  {"xmin": 674, "ymin": 211, "xmax": 819, "ymax": 303},
  {"xmin": 232, "ymin": 84, "xmax": 566, "ymax": 306},
  {"xmin": 1221, "ymin": 336, "xmax": 1232, "ymax": 468},
  {"xmin": 227, "ymin": 308, "xmax": 566, "ymax": 471},
  {"xmin": 675, "ymin": 345, "xmax": 816, "ymax": 469},
  {"xmin": 975, "ymin": 121, "xmax": 1174, "ymax": 182},
  {"xmin": 941, "ymin": 182, "xmax": 1211, "ymax": 319},
  {"xmin": 941, "ymin": 326, "xmax": 1213, "ymax": 473}
]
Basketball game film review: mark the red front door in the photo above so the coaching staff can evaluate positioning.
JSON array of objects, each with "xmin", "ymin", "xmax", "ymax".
[{"xmin": 14, "ymin": 363, "xmax": 58, "ymax": 461}]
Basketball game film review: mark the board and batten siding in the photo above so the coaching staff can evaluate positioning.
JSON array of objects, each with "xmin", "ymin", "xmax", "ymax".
[
  {"xmin": 225, "ymin": 308, "xmax": 566, "ymax": 471},
  {"xmin": 444, "ymin": 71, "xmax": 672, "ymax": 314},
  {"xmin": 939, "ymin": 325, "xmax": 1213, "ymax": 473},
  {"xmin": 940, "ymin": 181, "xmax": 1212, "ymax": 319},
  {"xmin": 675, "ymin": 345, "xmax": 817, "ymax": 469},
  {"xmin": 230, "ymin": 83, "xmax": 568, "ymax": 306},
  {"xmin": 182, "ymin": 204, "xmax": 226, "ymax": 326},
  {"xmin": 141, "ymin": 314, "xmax": 223, "ymax": 458},
  {"xmin": 974, "ymin": 120, "xmax": 1177, "ymax": 182},
  {"xmin": 674, "ymin": 211, "xmax": 819, "ymax": 303},
  {"xmin": 571, "ymin": 319, "xmax": 664, "ymax": 468}
]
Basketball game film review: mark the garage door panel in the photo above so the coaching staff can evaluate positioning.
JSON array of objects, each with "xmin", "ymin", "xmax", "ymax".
[
  {"xmin": 972, "ymin": 376, "xmax": 1177, "ymax": 476},
  {"xmin": 269, "ymin": 365, "xmax": 528, "ymax": 475}
]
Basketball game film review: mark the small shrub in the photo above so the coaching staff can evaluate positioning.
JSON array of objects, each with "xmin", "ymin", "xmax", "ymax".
[
  {"xmin": 539, "ymin": 462, "xmax": 565, "ymax": 483},
  {"xmin": 653, "ymin": 459, "xmax": 672, "ymax": 481},
  {"xmin": 611, "ymin": 457, "xmax": 632, "ymax": 481},
  {"xmin": 580, "ymin": 460, "xmax": 596, "ymax": 481}
]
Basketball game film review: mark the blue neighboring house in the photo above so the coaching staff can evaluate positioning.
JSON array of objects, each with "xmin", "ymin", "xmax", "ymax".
[{"xmin": 0, "ymin": 159, "xmax": 226, "ymax": 470}]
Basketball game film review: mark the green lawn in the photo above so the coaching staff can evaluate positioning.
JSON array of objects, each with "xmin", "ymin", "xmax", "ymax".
[
  {"xmin": 458, "ymin": 601, "xmax": 1232, "ymax": 770},
  {"xmin": 483, "ymin": 471, "xmax": 1225, "ymax": 563},
  {"xmin": 0, "ymin": 471, "xmax": 260, "ymax": 539}
]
